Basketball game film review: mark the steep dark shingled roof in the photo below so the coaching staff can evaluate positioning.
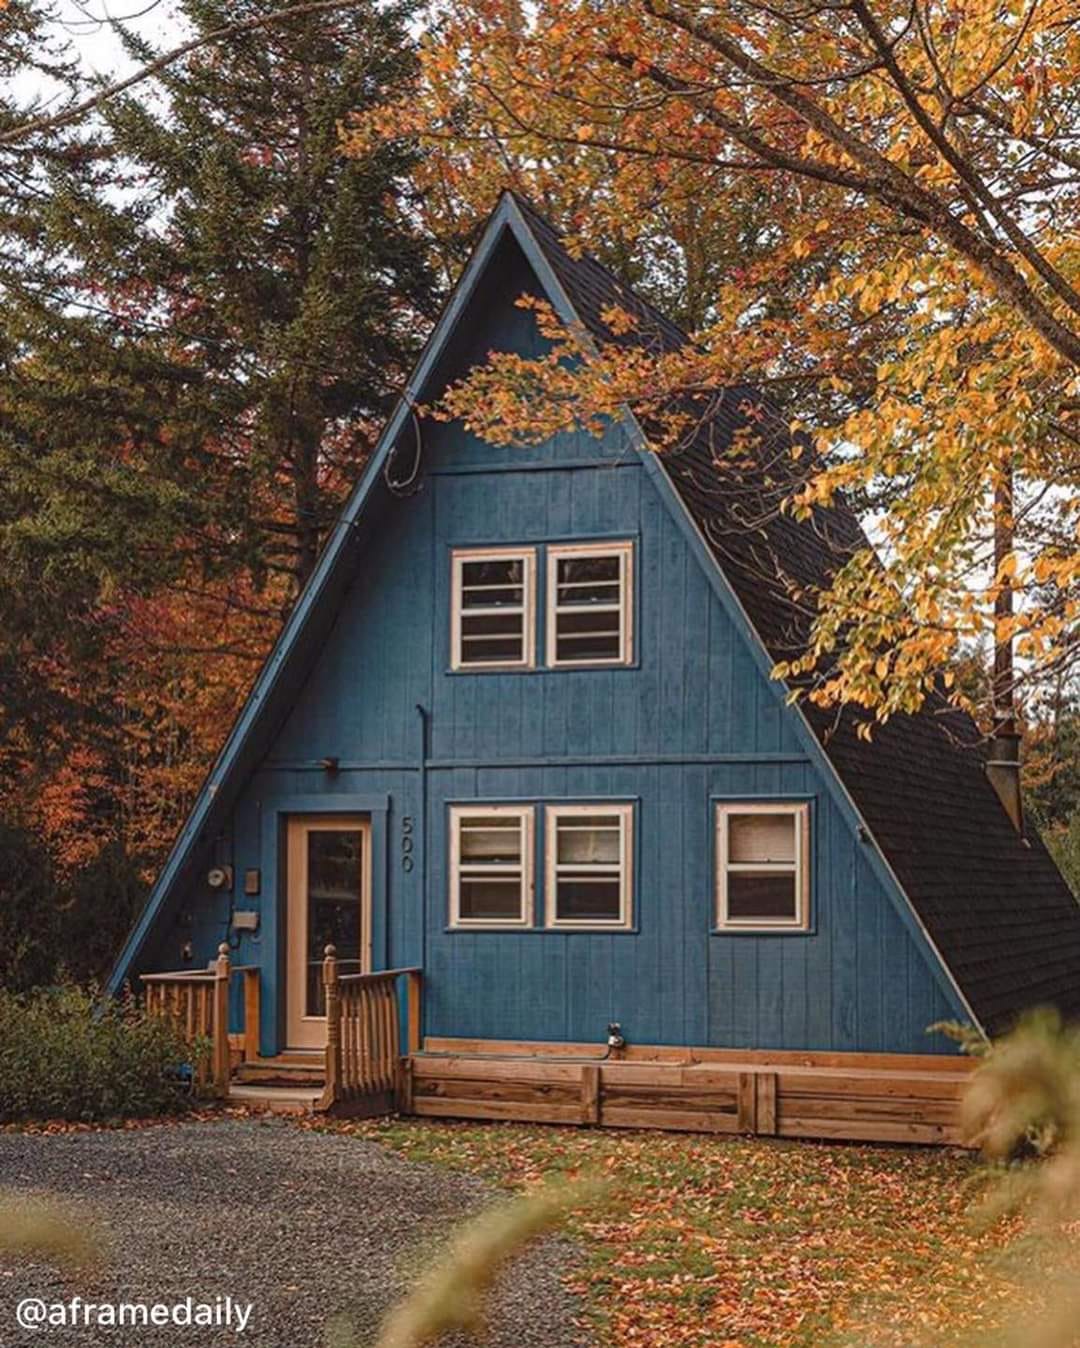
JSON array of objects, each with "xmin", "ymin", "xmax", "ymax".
[{"xmin": 513, "ymin": 193, "xmax": 1080, "ymax": 1035}]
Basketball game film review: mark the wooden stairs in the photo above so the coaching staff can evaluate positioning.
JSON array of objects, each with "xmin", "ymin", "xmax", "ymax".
[{"xmin": 229, "ymin": 1054, "xmax": 326, "ymax": 1114}]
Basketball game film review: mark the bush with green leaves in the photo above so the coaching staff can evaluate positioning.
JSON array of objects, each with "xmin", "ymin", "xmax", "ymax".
[{"xmin": 0, "ymin": 985, "xmax": 193, "ymax": 1122}]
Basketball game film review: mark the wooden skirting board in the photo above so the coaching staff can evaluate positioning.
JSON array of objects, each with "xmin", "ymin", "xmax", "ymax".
[{"xmin": 403, "ymin": 1039, "xmax": 977, "ymax": 1146}]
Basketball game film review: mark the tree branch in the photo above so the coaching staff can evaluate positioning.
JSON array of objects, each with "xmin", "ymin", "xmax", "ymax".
[
  {"xmin": 643, "ymin": 0, "xmax": 1080, "ymax": 367},
  {"xmin": 0, "ymin": 0, "xmax": 368, "ymax": 146},
  {"xmin": 849, "ymin": 0, "xmax": 1080, "ymax": 320}
]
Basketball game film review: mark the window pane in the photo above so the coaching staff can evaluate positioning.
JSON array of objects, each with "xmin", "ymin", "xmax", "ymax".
[
  {"xmin": 459, "ymin": 611, "xmax": 524, "ymax": 663},
  {"xmin": 727, "ymin": 871, "xmax": 797, "ymax": 921},
  {"xmin": 461, "ymin": 558, "xmax": 524, "ymax": 607},
  {"xmin": 555, "ymin": 877, "xmax": 621, "ymax": 922},
  {"xmin": 556, "ymin": 817, "xmax": 620, "ymax": 864},
  {"xmin": 552, "ymin": 630, "xmax": 620, "ymax": 663},
  {"xmin": 460, "ymin": 819, "xmax": 522, "ymax": 864},
  {"xmin": 557, "ymin": 555, "xmax": 620, "ymax": 603},
  {"xmin": 461, "ymin": 638, "xmax": 524, "ymax": 663},
  {"xmin": 462, "ymin": 613, "xmax": 524, "ymax": 637},
  {"xmin": 555, "ymin": 610, "xmax": 621, "ymax": 637},
  {"xmin": 460, "ymin": 878, "xmax": 523, "ymax": 921},
  {"xmin": 729, "ymin": 813, "xmax": 796, "ymax": 865}
]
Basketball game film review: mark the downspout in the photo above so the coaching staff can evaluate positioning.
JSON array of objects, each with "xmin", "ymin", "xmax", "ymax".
[{"xmin": 415, "ymin": 704, "xmax": 430, "ymax": 1032}]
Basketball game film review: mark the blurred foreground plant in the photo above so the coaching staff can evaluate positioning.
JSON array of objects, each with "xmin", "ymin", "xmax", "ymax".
[
  {"xmin": 346, "ymin": 1180, "xmax": 601, "ymax": 1348},
  {"xmin": 0, "ymin": 1196, "xmax": 102, "ymax": 1271},
  {"xmin": 943, "ymin": 1009, "xmax": 1080, "ymax": 1348},
  {"xmin": 963, "ymin": 1009, "xmax": 1080, "ymax": 1192}
]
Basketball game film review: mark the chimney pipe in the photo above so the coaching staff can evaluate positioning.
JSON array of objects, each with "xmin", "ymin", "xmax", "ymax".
[{"xmin": 986, "ymin": 723, "xmax": 1023, "ymax": 834}]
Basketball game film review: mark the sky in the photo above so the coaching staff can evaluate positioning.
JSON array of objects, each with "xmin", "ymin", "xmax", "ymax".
[
  {"xmin": 15, "ymin": 0, "xmax": 188, "ymax": 109},
  {"xmin": 52, "ymin": 0, "xmax": 185, "ymax": 72}
]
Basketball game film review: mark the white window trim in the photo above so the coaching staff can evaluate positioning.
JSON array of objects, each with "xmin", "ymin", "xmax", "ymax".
[
  {"xmin": 545, "ymin": 803, "xmax": 634, "ymax": 930},
  {"xmin": 545, "ymin": 540, "xmax": 634, "ymax": 668},
  {"xmin": 449, "ymin": 804, "xmax": 535, "ymax": 928},
  {"xmin": 715, "ymin": 801, "xmax": 811, "ymax": 931},
  {"xmin": 450, "ymin": 546, "xmax": 537, "ymax": 671}
]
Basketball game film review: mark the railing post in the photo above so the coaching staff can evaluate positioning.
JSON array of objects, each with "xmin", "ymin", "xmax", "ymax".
[
  {"xmin": 323, "ymin": 945, "xmax": 341, "ymax": 1107},
  {"xmin": 406, "ymin": 969, "xmax": 423, "ymax": 1056},
  {"xmin": 243, "ymin": 968, "xmax": 261, "ymax": 1063},
  {"xmin": 213, "ymin": 943, "xmax": 231, "ymax": 1099}
]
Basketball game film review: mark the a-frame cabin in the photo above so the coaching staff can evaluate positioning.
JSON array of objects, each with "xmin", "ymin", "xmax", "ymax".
[{"xmin": 111, "ymin": 194, "xmax": 1080, "ymax": 1142}]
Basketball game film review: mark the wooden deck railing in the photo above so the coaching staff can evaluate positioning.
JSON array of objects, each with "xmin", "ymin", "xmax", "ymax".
[
  {"xmin": 319, "ymin": 946, "xmax": 421, "ymax": 1113},
  {"xmin": 142, "ymin": 944, "xmax": 260, "ymax": 1099}
]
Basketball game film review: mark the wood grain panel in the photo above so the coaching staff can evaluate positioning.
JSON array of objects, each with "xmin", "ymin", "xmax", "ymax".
[{"xmin": 403, "ymin": 1046, "xmax": 971, "ymax": 1146}]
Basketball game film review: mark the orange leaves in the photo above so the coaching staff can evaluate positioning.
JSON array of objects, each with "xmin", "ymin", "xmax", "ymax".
[
  {"xmin": 329, "ymin": 1116, "xmax": 1045, "ymax": 1348},
  {"xmin": 346, "ymin": 0, "xmax": 1080, "ymax": 728}
]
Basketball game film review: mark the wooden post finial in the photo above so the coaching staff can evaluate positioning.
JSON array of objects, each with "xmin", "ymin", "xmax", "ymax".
[
  {"xmin": 212, "ymin": 942, "xmax": 232, "ymax": 1099},
  {"xmin": 322, "ymin": 944, "xmax": 342, "ymax": 1108}
]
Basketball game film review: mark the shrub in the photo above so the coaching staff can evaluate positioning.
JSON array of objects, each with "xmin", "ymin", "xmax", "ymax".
[{"xmin": 0, "ymin": 984, "xmax": 193, "ymax": 1122}]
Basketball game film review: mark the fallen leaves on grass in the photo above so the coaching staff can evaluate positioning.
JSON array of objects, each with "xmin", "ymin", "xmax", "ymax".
[{"xmin": 302, "ymin": 1116, "xmax": 1037, "ymax": 1348}]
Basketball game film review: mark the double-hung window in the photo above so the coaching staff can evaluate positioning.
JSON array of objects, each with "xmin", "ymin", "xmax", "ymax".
[
  {"xmin": 450, "ymin": 803, "xmax": 634, "ymax": 930},
  {"xmin": 545, "ymin": 804, "xmax": 633, "ymax": 928},
  {"xmin": 546, "ymin": 541, "xmax": 633, "ymax": 667},
  {"xmin": 449, "ymin": 805, "xmax": 534, "ymax": 927},
  {"xmin": 715, "ymin": 802, "xmax": 810, "ymax": 930},
  {"xmin": 450, "ymin": 547, "xmax": 536, "ymax": 670}
]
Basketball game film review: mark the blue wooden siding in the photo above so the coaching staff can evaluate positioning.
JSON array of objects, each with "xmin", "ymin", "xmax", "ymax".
[{"xmin": 143, "ymin": 240, "xmax": 964, "ymax": 1053}]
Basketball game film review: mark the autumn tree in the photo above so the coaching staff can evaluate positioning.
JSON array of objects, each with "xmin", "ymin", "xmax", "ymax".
[{"xmin": 356, "ymin": 0, "xmax": 1080, "ymax": 733}]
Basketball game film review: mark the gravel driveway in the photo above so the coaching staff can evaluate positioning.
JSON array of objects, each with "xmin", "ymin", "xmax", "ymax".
[{"xmin": 0, "ymin": 1119, "xmax": 586, "ymax": 1348}]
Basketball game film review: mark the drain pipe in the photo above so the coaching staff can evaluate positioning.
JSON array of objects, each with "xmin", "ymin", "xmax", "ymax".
[{"xmin": 415, "ymin": 704, "xmax": 430, "ymax": 1021}]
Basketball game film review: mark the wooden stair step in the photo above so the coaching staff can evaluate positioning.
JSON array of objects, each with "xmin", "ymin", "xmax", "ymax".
[
  {"xmin": 233, "ymin": 1059, "xmax": 325, "ymax": 1087},
  {"xmin": 228, "ymin": 1084, "xmax": 323, "ymax": 1115}
]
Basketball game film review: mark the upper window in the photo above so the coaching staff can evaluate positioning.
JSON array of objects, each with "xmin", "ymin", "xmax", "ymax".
[
  {"xmin": 451, "ymin": 548, "xmax": 536, "ymax": 670},
  {"xmin": 546, "ymin": 804, "xmax": 634, "ymax": 928},
  {"xmin": 546, "ymin": 541, "xmax": 633, "ymax": 667},
  {"xmin": 449, "ymin": 805, "xmax": 534, "ymax": 927},
  {"xmin": 715, "ymin": 803, "xmax": 810, "ymax": 931}
]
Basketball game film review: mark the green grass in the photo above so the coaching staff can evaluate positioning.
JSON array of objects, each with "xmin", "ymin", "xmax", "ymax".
[{"xmin": 301, "ymin": 1116, "xmax": 1037, "ymax": 1347}]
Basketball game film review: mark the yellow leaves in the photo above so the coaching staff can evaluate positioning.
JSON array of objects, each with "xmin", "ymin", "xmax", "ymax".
[
  {"xmin": 365, "ymin": 0, "xmax": 1080, "ymax": 729},
  {"xmin": 996, "ymin": 551, "xmax": 1019, "ymax": 583},
  {"xmin": 599, "ymin": 304, "xmax": 639, "ymax": 336}
]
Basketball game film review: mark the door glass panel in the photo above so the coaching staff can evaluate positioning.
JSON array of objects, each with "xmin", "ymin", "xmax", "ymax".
[{"xmin": 305, "ymin": 829, "xmax": 363, "ymax": 1016}]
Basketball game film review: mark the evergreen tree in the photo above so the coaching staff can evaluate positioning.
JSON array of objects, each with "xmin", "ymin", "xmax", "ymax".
[
  {"xmin": 0, "ymin": 0, "xmax": 439, "ymax": 985},
  {"xmin": 7, "ymin": 0, "xmax": 438, "ymax": 597}
]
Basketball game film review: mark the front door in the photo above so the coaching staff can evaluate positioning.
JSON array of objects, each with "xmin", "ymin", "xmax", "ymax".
[{"xmin": 285, "ymin": 815, "xmax": 371, "ymax": 1050}]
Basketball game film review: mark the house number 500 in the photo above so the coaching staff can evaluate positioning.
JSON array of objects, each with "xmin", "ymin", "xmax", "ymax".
[{"xmin": 401, "ymin": 816, "xmax": 414, "ymax": 872}]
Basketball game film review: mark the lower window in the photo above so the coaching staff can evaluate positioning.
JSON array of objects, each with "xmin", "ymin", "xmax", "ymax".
[
  {"xmin": 546, "ymin": 804, "xmax": 633, "ymax": 928},
  {"xmin": 449, "ymin": 805, "xmax": 534, "ymax": 927},
  {"xmin": 715, "ymin": 802, "xmax": 810, "ymax": 930}
]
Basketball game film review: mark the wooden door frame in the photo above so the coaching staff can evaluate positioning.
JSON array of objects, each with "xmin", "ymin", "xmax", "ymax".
[
  {"xmin": 255, "ymin": 793, "xmax": 390, "ymax": 1059},
  {"xmin": 285, "ymin": 814, "xmax": 372, "ymax": 1051}
]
